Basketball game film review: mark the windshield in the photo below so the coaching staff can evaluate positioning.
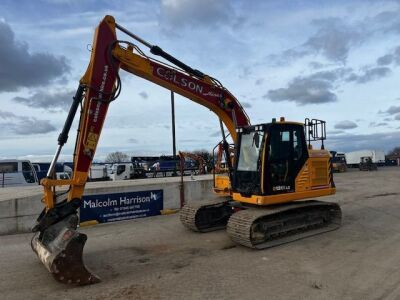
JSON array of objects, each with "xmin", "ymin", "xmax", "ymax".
[
  {"xmin": 237, "ymin": 132, "xmax": 264, "ymax": 171},
  {"xmin": 332, "ymin": 155, "xmax": 346, "ymax": 163}
]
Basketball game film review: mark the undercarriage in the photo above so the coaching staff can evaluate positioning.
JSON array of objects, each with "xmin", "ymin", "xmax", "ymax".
[{"xmin": 180, "ymin": 200, "xmax": 342, "ymax": 249}]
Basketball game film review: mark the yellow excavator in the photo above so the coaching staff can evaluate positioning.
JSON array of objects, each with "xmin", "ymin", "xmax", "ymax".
[
  {"xmin": 31, "ymin": 16, "xmax": 341, "ymax": 285},
  {"xmin": 178, "ymin": 151, "xmax": 206, "ymax": 175}
]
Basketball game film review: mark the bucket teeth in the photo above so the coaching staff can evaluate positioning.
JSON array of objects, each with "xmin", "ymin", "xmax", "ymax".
[{"xmin": 31, "ymin": 214, "xmax": 100, "ymax": 285}]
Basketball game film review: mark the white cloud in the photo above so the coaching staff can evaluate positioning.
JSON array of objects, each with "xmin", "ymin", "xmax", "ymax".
[
  {"xmin": 160, "ymin": 0, "xmax": 235, "ymax": 28},
  {"xmin": 0, "ymin": 20, "xmax": 70, "ymax": 92},
  {"xmin": 0, "ymin": 110, "xmax": 56, "ymax": 135},
  {"xmin": 334, "ymin": 120, "xmax": 358, "ymax": 130},
  {"xmin": 12, "ymin": 89, "xmax": 75, "ymax": 112}
]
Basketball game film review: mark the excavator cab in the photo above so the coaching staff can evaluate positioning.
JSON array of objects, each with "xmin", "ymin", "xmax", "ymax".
[
  {"xmin": 233, "ymin": 121, "xmax": 308, "ymax": 197},
  {"xmin": 182, "ymin": 118, "xmax": 341, "ymax": 249},
  {"xmin": 228, "ymin": 118, "xmax": 339, "ymax": 205}
]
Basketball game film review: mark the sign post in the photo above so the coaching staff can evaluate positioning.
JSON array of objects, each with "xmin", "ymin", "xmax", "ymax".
[{"xmin": 171, "ymin": 91, "xmax": 178, "ymax": 176}]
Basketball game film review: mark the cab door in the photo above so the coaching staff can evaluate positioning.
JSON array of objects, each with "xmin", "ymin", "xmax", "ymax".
[{"xmin": 264, "ymin": 124, "xmax": 308, "ymax": 195}]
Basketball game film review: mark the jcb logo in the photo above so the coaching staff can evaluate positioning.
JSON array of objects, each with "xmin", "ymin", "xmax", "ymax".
[
  {"xmin": 85, "ymin": 132, "xmax": 98, "ymax": 150},
  {"xmin": 273, "ymin": 185, "xmax": 291, "ymax": 191}
]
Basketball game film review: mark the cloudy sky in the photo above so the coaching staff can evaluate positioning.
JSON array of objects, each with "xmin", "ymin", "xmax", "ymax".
[{"xmin": 1, "ymin": 0, "xmax": 400, "ymax": 161}]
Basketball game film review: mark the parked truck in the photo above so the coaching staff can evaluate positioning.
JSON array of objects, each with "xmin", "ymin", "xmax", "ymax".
[
  {"xmin": 345, "ymin": 150, "xmax": 385, "ymax": 168},
  {"xmin": 330, "ymin": 151, "xmax": 347, "ymax": 173},
  {"xmin": 88, "ymin": 164, "xmax": 109, "ymax": 181},
  {"xmin": 359, "ymin": 156, "xmax": 378, "ymax": 171},
  {"xmin": 110, "ymin": 162, "xmax": 146, "ymax": 180}
]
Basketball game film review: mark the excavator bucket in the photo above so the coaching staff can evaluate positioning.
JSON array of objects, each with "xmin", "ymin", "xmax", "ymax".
[{"xmin": 31, "ymin": 214, "xmax": 100, "ymax": 285}]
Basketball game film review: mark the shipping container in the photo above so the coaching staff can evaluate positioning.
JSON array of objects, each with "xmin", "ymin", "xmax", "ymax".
[{"xmin": 345, "ymin": 150, "xmax": 385, "ymax": 167}]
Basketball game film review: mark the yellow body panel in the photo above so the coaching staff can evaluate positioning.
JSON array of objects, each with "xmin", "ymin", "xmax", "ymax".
[
  {"xmin": 232, "ymin": 187, "xmax": 335, "ymax": 206},
  {"xmin": 213, "ymin": 175, "xmax": 231, "ymax": 196},
  {"xmin": 231, "ymin": 148, "xmax": 335, "ymax": 206}
]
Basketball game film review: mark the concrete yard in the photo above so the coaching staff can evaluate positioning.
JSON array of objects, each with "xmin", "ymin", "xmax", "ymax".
[{"xmin": 1, "ymin": 167, "xmax": 400, "ymax": 300}]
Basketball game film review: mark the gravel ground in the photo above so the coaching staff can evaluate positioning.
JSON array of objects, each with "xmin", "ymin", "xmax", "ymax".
[{"xmin": 1, "ymin": 167, "xmax": 400, "ymax": 300}]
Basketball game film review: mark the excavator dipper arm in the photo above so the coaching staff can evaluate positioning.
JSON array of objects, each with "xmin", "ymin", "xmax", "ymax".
[
  {"xmin": 32, "ymin": 16, "xmax": 119, "ymax": 285},
  {"xmin": 32, "ymin": 15, "xmax": 250, "ymax": 285}
]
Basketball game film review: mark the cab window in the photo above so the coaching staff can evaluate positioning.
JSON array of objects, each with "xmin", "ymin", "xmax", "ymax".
[
  {"xmin": 22, "ymin": 162, "xmax": 36, "ymax": 183},
  {"xmin": 117, "ymin": 165, "xmax": 126, "ymax": 175},
  {"xmin": 0, "ymin": 162, "xmax": 18, "ymax": 173}
]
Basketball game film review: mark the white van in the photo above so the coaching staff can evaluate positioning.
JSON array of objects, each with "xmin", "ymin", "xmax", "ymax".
[{"xmin": 0, "ymin": 160, "xmax": 38, "ymax": 187}]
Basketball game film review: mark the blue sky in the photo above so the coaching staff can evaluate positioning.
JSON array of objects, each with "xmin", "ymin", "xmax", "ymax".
[{"xmin": 1, "ymin": 0, "xmax": 400, "ymax": 161}]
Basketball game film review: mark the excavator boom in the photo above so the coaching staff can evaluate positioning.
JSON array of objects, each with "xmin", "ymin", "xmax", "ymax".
[{"xmin": 32, "ymin": 15, "xmax": 250, "ymax": 285}]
